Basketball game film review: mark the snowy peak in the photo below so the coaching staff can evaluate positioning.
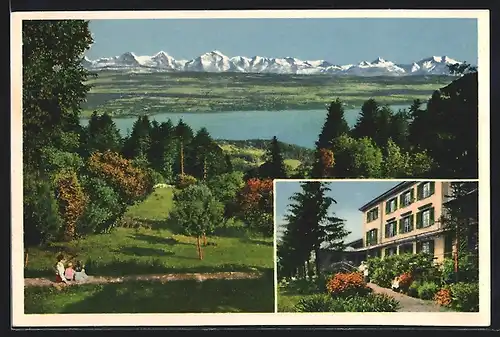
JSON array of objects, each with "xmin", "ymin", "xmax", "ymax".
[{"xmin": 83, "ymin": 50, "xmax": 466, "ymax": 76}]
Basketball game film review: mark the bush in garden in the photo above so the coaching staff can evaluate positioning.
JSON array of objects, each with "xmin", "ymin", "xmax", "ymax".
[
  {"xmin": 175, "ymin": 173, "xmax": 197, "ymax": 189},
  {"xmin": 398, "ymin": 272, "xmax": 414, "ymax": 293},
  {"xmin": 284, "ymin": 278, "xmax": 321, "ymax": 295},
  {"xmin": 295, "ymin": 294, "xmax": 334, "ymax": 312},
  {"xmin": 147, "ymin": 169, "xmax": 165, "ymax": 185},
  {"xmin": 367, "ymin": 253, "xmax": 437, "ymax": 288},
  {"xmin": 449, "ymin": 282, "xmax": 479, "ymax": 312},
  {"xmin": 417, "ymin": 281, "xmax": 440, "ymax": 300},
  {"xmin": 295, "ymin": 293, "xmax": 400, "ymax": 312},
  {"xmin": 434, "ymin": 288, "xmax": 452, "ymax": 307},
  {"xmin": 408, "ymin": 280, "xmax": 421, "ymax": 297},
  {"xmin": 326, "ymin": 272, "xmax": 371, "ymax": 297},
  {"xmin": 441, "ymin": 254, "xmax": 479, "ymax": 284}
]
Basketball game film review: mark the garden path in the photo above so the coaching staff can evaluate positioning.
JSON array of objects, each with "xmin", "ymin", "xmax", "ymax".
[
  {"xmin": 367, "ymin": 282, "xmax": 444, "ymax": 312},
  {"xmin": 25, "ymin": 271, "xmax": 263, "ymax": 288}
]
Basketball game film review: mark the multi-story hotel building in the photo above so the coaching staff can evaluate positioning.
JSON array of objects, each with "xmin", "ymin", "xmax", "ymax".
[{"xmin": 358, "ymin": 181, "xmax": 455, "ymax": 262}]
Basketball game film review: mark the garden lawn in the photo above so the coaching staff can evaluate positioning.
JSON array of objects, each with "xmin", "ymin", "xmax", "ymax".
[
  {"xmin": 25, "ymin": 276, "xmax": 274, "ymax": 313},
  {"xmin": 24, "ymin": 187, "xmax": 273, "ymax": 278}
]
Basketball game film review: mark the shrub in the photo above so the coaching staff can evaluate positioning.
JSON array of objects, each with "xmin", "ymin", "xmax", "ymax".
[
  {"xmin": 296, "ymin": 294, "xmax": 334, "ymax": 312},
  {"xmin": 367, "ymin": 253, "xmax": 436, "ymax": 288},
  {"xmin": 441, "ymin": 254, "xmax": 479, "ymax": 284},
  {"xmin": 326, "ymin": 272, "xmax": 371, "ymax": 297},
  {"xmin": 434, "ymin": 288, "xmax": 452, "ymax": 307},
  {"xmin": 175, "ymin": 174, "xmax": 197, "ymax": 189},
  {"xmin": 417, "ymin": 281, "xmax": 440, "ymax": 300},
  {"xmin": 398, "ymin": 272, "xmax": 414, "ymax": 293},
  {"xmin": 87, "ymin": 151, "xmax": 153, "ymax": 203},
  {"xmin": 147, "ymin": 169, "xmax": 165, "ymax": 185},
  {"xmin": 408, "ymin": 280, "xmax": 421, "ymax": 297},
  {"xmin": 283, "ymin": 278, "xmax": 320, "ymax": 295},
  {"xmin": 449, "ymin": 282, "xmax": 479, "ymax": 312},
  {"xmin": 295, "ymin": 293, "xmax": 400, "ymax": 313},
  {"xmin": 23, "ymin": 170, "xmax": 63, "ymax": 246},
  {"xmin": 54, "ymin": 170, "xmax": 88, "ymax": 241}
]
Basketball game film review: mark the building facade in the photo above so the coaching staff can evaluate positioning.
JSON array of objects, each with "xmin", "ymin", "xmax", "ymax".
[{"xmin": 357, "ymin": 181, "xmax": 455, "ymax": 263}]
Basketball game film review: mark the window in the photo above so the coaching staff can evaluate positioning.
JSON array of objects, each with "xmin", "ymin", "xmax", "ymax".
[
  {"xmin": 385, "ymin": 198, "xmax": 397, "ymax": 214},
  {"xmin": 417, "ymin": 240, "xmax": 435, "ymax": 255},
  {"xmin": 399, "ymin": 243, "xmax": 413, "ymax": 255},
  {"xmin": 366, "ymin": 207, "xmax": 379, "ymax": 222},
  {"xmin": 417, "ymin": 182, "xmax": 435, "ymax": 200},
  {"xmin": 385, "ymin": 247, "xmax": 397, "ymax": 257},
  {"xmin": 416, "ymin": 207, "xmax": 435, "ymax": 229},
  {"xmin": 366, "ymin": 229, "xmax": 378, "ymax": 246},
  {"xmin": 400, "ymin": 189, "xmax": 414, "ymax": 207},
  {"xmin": 385, "ymin": 221, "xmax": 397, "ymax": 238},
  {"xmin": 399, "ymin": 214, "xmax": 414, "ymax": 234}
]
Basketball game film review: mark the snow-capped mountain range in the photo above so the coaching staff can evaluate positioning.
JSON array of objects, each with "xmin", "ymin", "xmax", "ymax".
[{"xmin": 82, "ymin": 50, "xmax": 464, "ymax": 76}]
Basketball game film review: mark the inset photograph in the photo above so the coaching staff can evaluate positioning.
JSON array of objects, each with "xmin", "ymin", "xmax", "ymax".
[{"xmin": 276, "ymin": 180, "xmax": 479, "ymax": 313}]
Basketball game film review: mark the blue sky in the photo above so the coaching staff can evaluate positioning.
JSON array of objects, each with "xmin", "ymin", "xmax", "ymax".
[
  {"xmin": 86, "ymin": 18, "xmax": 478, "ymax": 64},
  {"xmin": 275, "ymin": 181, "xmax": 401, "ymax": 243}
]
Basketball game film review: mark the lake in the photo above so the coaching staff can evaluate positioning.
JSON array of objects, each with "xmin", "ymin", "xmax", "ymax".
[{"xmin": 80, "ymin": 105, "xmax": 410, "ymax": 149}]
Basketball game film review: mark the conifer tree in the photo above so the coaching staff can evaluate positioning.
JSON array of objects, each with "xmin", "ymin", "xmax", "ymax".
[{"xmin": 279, "ymin": 182, "xmax": 350, "ymax": 277}]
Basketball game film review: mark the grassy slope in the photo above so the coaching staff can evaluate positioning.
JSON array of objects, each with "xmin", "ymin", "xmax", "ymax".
[
  {"xmin": 24, "ymin": 187, "xmax": 273, "ymax": 278},
  {"xmin": 82, "ymin": 71, "xmax": 455, "ymax": 117},
  {"xmin": 25, "ymin": 276, "xmax": 274, "ymax": 313},
  {"xmin": 219, "ymin": 141, "xmax": 310, "ymax": 174}
]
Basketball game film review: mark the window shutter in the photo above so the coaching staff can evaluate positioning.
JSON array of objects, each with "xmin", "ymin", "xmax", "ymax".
[
  {"xmin": 416, "ymin": 212, "xmax": 423, "ymax": 229},
  {"xmin": 374, "ymin": 229, "xmax": 378, "ymax": 244},
  {"xmin": 416, "ymin": 242, "xmax": 421, "ymax": 253},
  {"xmin": 365, "ymin": 232, "xmax": 369, "ymax": 246},
  {"xmin": 400, "ymin": 194, "xmax": 404, "ymax": 207},
  {"xmin": 385, "ymin": 202, "xmax": 389, "ymax": 214},
  {"xmin": 398, "ymin": 219, "xmax": 403, "ymax": 234},
  {"xmin": 411, "ymin": 188, "xmax": 415, "ymax": 202},
  {"xmin": 395, "ymin": 197, "xmax": 398, "ymax": 209},
  {"xmin": 410, "ymin": 214, "xmax": 414, "ymax": 231},
  {"xmin": 429, "ymin": 240, "xmax": 435, "ymax": 255},
  {"xmin": 430, "ymin": 182, "xmax": 435, "ymax": 195},
  {"xmin": 417, "ymin": 184, "xmax": 423, "ymax": 200},
  {"xmin": 430, "ymin": 207, "xmax": 435, "ymax": 225}
]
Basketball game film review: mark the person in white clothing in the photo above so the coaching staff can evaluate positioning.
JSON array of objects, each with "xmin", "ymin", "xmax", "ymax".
[
  {"xmin": 358, "ymin": 261, "xmax": 369, "ymax": 283},
  {"xmin": 54, "ymin": 254, "xmax": 69, "ymax": 284}
]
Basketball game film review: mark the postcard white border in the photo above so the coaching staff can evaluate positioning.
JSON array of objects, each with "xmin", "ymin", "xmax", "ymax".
[{"xmin": 11, "ymin": 9, "xmax": 490, "ymax": 327}]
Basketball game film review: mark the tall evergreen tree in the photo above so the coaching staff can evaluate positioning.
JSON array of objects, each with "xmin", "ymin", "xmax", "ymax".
[
  {"xmin": 259, "ymin": 136, "xmax": 287, "ymax": 179},
  {"xmin": 388, "ymin": 108, "xmax": 410, "ymax": 150},
  {"xmin": 373, "ymin": 105, "xmax": 394, "ymax": 148},
  {"xmin": 147, "ymin": 119, "xmax": 176, "ymax": 181},
  {"xmin": 279, "ymin": 182, "xmax": 350, "ymax": 277},
  {"xmin": 122, "ymin": 115, "xmax": 151, "ymax": 160},
  {"xmin": 440, "ymin": 182, "xmax": 479, "ymax": 281},
  {"xmin": 311, "ymin": 99, "xmax": 349, "ymax": 178},
  {"xmin": 352, "ymin": 98, "xmax": 380, "ymax": 141},
  {"xmin": 83, "ymin": 111, "xmax": 123, "ymax": 156},
  {"xmin": 316, "ymin": 99, "xmax": 350, "ymax": 149},
  {"xmin": 174, "ymin": 119, "xmax": 194, "ymax": 176}
]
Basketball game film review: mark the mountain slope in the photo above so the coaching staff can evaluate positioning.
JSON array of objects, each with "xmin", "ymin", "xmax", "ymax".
[{"xmin": 82, "ymin": 50, "xmax": 466, "ymax": 76}]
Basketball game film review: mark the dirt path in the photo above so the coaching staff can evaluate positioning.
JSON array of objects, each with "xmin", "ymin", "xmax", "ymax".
[
  {"xmin": 367, "ymin": 283, "xmax": 443, "ymax": 312},
  {"xmin": 25, "ymin": 271, "xmax": 263, "ymax": 288}
]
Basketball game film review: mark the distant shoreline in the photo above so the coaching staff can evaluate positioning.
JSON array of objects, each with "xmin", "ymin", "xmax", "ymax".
[{"xmin": 79, "ymin": 102, "xmax": 416, "ymax": 120}]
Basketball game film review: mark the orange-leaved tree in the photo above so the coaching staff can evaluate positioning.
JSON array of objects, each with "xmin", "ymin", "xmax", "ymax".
[
  {"xmin": 54, "ymin": 170, "xmax": 88, "ymax": 241},
  {"xmin": 237, "ymin": 178, "xmax": 274, "ymax": 236},
  {"xmin": 87, "ymin": 150, "xmax": 153, "ymax": 204}
]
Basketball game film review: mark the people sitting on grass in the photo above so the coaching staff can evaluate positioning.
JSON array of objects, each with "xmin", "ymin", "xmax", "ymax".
[
  {"xmin": 64, "ymin": 262, "xmax": 75, "ymax": 281},
  {"xmin": 391, "ymin": 276, "xmax": 400, "ymax": 292},
  {"xmin": 74, "ymin": 260, "xmax": 89, "ymax": 282},
  {"xmin": 54, "ymin": 254, "xmax": 69, "ymax": 285}
]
